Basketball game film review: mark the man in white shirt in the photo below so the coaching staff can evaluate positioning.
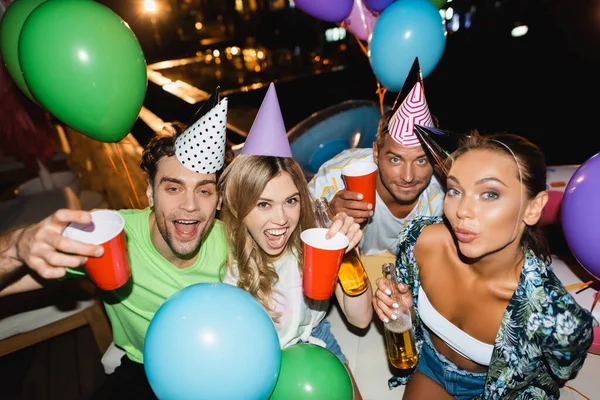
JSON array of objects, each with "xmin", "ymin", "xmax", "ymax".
[{"xmin": 308, "ymin": 59, "xmax": 444, "ymax": 256}]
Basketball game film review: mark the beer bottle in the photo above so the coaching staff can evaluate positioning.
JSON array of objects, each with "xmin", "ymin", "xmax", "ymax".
[
  {"xmin": 381, "ymin": 262, "xmax": 418, "ymax": 371},
  {"xmin": 312, "ymin": 197, "xmax": 369, "ymax": 296}
]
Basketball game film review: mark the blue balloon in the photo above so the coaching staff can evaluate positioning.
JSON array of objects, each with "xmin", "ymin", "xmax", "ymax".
[
  {"xmin": 144, "ymin": 283, "xmax": 281, "ymax": 400},
  {"xmin": 369, "ymin": 0, "xmax": 447, "ymax": 91}
]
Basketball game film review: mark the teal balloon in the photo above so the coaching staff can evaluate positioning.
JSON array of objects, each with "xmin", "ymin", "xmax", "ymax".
[
  {"xmin": 145, "ymin": 283, "xmax": 281, "ymax": 400},
  {"xmin": 369, "ymin": 0, "xmax": 447, "ymax": 91},
  {"xmin": 270, "ymin": 344, "xmax": 353, "ymax": 400},
  {"xmin": 0, "ymin": 0, "xmax": 48, "ymax": 101},
  {"xmin": 18, "ymin": 0, "xmax": 147, "ymax": 142}
]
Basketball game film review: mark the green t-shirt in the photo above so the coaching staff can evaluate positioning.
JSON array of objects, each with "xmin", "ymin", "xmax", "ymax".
[{"xmin": 68, "ymin": 207, "xmax": 228, "ymax": 363}]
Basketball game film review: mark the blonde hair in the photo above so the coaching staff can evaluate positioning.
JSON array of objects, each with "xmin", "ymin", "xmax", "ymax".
[{"xmin": 218, "ymin": 155, "xmax": 316, "ymax": 319}]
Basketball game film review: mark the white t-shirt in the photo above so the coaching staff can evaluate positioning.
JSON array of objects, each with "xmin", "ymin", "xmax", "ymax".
[
  {"xmin": 308, "ymin": 148, "xmax": 444, "ymax": 255},
  {"xmin": 223, "ymin": 251, "xmax": 328, "ymax": 348}
]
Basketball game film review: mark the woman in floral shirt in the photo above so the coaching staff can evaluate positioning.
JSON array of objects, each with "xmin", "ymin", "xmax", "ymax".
[{"xmin": 372, "ymin": 131, "xmax": 596, "ymax": 399}]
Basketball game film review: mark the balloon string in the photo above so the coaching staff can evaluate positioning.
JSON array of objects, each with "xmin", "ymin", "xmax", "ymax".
[
  {"xmin": 565, "ymin": 281, "xmax": 594, "ymax": 292},
  {"xmin": 348, "ymin": 28, "xmax": 386, "ymax": 115},
  {"xmin": 376, "ymin": 82, "xmax": 387, "ymax": 116},
  {"xmin": 565, "ymin": 385, "xmax": 591, "ymax": 400},
  {"xmin": 128, "ymin": 195, "xmax": 136, "ymax": 209},
  {"xmin": 103, "ymin": 143, "xmax": 119, "ymax": 173},
  {"xmin": 354, "ymin": 35, "xmax": 369, "ymax": 58},
  {"xmin": 112, "ymin": 142, "xmax": 142, "ymax": 208},
  {"xmin": 591, "ymin": 288, "xmax": 600, "ymax": 313}
]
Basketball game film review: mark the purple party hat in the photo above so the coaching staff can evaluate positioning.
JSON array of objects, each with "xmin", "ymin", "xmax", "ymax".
[{"xmin": 241, "ymin": 82, "xmax": 292, "ymax": 157}]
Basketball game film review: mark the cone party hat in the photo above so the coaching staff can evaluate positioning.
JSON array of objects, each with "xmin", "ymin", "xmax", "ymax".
[
  {"xmin": 175, "ymin": 87, "xmax": 228, "ymax": 173},
  {"xmin": 387, "ymin": 57, "xmax": 434, "ymax": 147},
  {"xmin": 241, "ymin": 82, "xmax": 292, "ymax": 157}
]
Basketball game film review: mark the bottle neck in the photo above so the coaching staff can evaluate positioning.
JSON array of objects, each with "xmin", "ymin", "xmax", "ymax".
[{"xmin": 313, "ymin": 198, "xmax": 334, "ymax": 228}]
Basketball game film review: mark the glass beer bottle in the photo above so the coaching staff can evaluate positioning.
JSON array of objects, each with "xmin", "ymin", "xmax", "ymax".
[
  {"xmin": 381, "ymin": 262, "xmax": 419, "ymax": 371},
  {"xmin": 312, "ymin": 197, "xmax": 369, "ymax": 296}
]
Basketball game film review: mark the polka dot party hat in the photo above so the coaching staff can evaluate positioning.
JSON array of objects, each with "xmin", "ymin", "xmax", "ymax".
[{"xmin": 175, "ymin": 88, "xmax": 228, "ymax": 174}]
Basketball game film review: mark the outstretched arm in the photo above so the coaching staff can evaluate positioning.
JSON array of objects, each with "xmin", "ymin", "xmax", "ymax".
[{"xmin": 0, "ymin": 209, "xmax": 103, "ymax": 296}]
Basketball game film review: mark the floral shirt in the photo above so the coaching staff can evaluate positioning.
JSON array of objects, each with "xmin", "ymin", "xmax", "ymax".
[{"xmin": 389, "ymin": 216, "xmax": 596, "ymax": 399}]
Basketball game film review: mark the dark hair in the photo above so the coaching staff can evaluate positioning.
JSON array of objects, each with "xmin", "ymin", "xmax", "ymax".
[
  {"xmin": 448, "ymin": 130, "xmax": 550, "ymax": 264},
  {"xmin": 140, "ymin": 121, "xmax": 234, "ymax": 185}
]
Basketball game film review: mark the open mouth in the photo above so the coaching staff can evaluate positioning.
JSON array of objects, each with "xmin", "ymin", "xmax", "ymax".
[
  {"xmin": 264, "ymin": 228, "xmax": 288, "ymax": 250},
  {"xmin": 173, "ymin": 220, "xmax": 200, "ymax": 238}
]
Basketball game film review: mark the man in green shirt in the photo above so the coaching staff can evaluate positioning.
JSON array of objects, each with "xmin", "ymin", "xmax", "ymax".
[{"xmin": 0, "ymin": 92, "xmax": 231, "ymax": 398}]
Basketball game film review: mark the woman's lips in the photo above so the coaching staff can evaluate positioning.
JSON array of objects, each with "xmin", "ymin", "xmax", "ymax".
[{"xmin": 454, "ymin": 228, "xmax": 479, "ymax": 243}]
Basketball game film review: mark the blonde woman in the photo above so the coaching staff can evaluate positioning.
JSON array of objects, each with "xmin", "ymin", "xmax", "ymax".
[{"xmin": 219, "ymin": 155, "xmax": 373, "ymax": 399}]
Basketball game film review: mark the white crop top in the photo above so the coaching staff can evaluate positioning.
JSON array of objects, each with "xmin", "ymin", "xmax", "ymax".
[{"xmin": 418, "ymin": 286, "xmax": 494, "ymax": 366}]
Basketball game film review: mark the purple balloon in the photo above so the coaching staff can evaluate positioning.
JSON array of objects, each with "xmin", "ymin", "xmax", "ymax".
[
  {"xmin": 561, "ymin": 152, "xmax": 600, "ymax": 279},
  {"xmin": 364, "ymin": 0, "xmax": 395, "ymax": 12},
  {"xmin": 293, "ymin": 0, "xmax": 354, "ymax": 22},
  {"xmin": 342, "ymin": 0, "xmax": 378, "ymax": 41}
]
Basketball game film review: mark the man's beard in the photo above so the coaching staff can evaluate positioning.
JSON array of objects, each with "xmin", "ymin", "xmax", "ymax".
[
  {"xmin": 382, "ymin": 179, "xmax": 425, "ymax": 205},
  {"xmin": 156, "ymin": 215, "xmax": 211, "ymax": 260}
]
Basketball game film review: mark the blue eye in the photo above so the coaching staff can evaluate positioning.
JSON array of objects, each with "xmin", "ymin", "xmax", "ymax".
[
  {"xmin": 446, "ymin": 188, "xmax": 461, "ymax": 197},
  {"xmin": 415, "ymin": 158, "xmax": 428, "ymax": 166},
  {"xmin": 390, "ymin": 157, "xmax": 400, "ymax": 164},
  {"xmin": 482, "ymin": 192, "xmax": 499, "ymax": 200}
]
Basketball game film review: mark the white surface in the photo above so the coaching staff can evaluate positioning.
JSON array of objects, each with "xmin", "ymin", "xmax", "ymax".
[
  {"xmin": 0, "ymin": 299, "xmax": 96, "ymax": 340},
  {"xmin": 342, "ymin": 162, "xmax": 377, "ymax": 176},
  {"xmin": 63, "ymin": 209, "xmax": 124, "ymax": 245},
  {"xmin": 301, "ymin": 228, "xmax": 349, "ymax": 250},
  {"xmin": 102, "ymin": 342, "xmax": 125, "ymax": 375},
  {"xmin": 549, "ymin": 256, "xmax": 600, "ymax": 321}
]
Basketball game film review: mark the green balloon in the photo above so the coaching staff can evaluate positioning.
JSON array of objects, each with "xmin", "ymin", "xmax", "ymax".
[
  {"xmin": 269, "ymin": 344, "xmax": 353, "ymax": 400},
  {"xmin": 429, "ymin": 0, "xmax": 448, "ymax": 9},
  {"xmin": 0, "ymin": 0, "xmax": 48, "ymax": 101},
  {"xmin": 18, "ymin": 0, "xmax": 147, "ymax": 142}
]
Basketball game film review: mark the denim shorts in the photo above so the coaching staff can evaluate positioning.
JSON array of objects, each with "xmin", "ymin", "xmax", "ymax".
[
  {"xmin": 306, "ymin": 318, "xmax": 349, "ymax": 365},
  {"xmin": 417, "ymin": 329, "xmax": 487, "ymax": 399}
]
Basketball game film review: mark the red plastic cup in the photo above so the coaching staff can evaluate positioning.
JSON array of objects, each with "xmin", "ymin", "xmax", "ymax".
[
  {"xmin": 301, "ymin": 228, "xmax": 349, "ymax": 300},
  {"xmin": 342, "ymin": 162, "xmax": 378, "ymax": 212},
  {"xmin": 62, "ymin": 209, "xmax": 131, "ymax": 290}
]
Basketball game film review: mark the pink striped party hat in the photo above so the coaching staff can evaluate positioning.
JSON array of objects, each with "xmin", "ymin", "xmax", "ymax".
[{"xmin": 387, "ymin": 58, "xmax": 434, "ymax": 147}]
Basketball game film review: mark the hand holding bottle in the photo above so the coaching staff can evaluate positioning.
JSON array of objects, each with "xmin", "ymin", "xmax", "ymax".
[
  {"xmin": 378, "ymin": 262, "xmax": 418, "ymax": 371},
  {"xmin": 373, "ymin": 276, "xmax": 414, "ymax": 325}
]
